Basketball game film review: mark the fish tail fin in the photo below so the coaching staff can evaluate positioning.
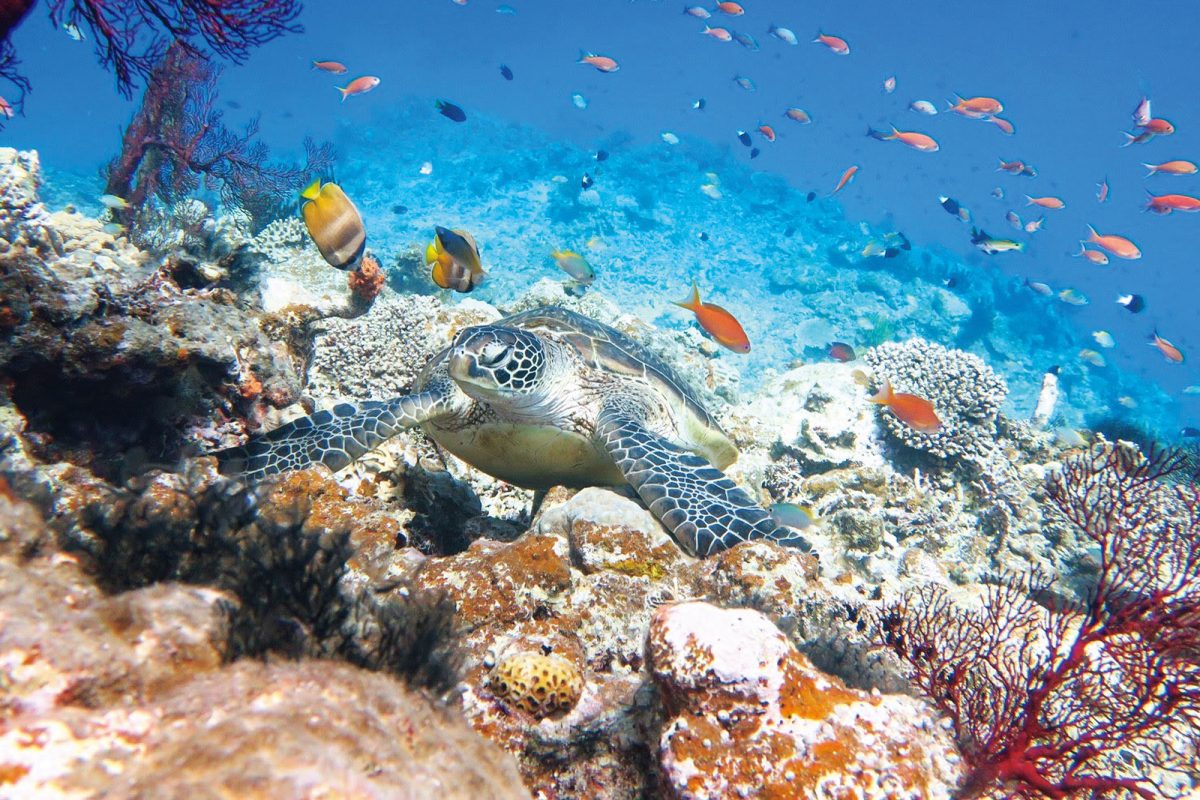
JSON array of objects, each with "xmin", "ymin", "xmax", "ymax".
[
  {"xmin": 1143, "ymin": 163, "xmax": 1157, "ymax": 176},
  {"xmin": 1074, "ymin": 242, "xmax": 1086, "ymax": 256},
  {"xmin": 577, "ymin": 49, "xmax": 589, "ymax": 62},
  {"xmin": 1024, "ymin": 195, "xmax": 1034, "ymax": 206},
  {"xmin": 673, "ymin": 282, "xmax": 702, "ymax": 311},
  {"xmin": 311, "ymin": 60, "xmax": 318, "ymax": 69},
  {"xmin": 300, "ymin": 179, "xmax": 321, "ymax": 200},
  {"xmin": 1085, "ymin": 224, "xmax": 1098, "ymax": 242},
  {"xmin": 337, "ymin": 86, "xmax": 349, "ymax": 102},
  {"xmin": 1120, "ymin": 131, "xmax": 1136, "ymax": 147},
  {"xmin": 869, "ymin": 378, "xmax": 893, "ymax": 406}
]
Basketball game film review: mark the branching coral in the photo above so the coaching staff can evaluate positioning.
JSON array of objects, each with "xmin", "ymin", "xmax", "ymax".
[
  {"xmin": 876, "ymin": 443, "xmax": 1200, "ymax": 799},
  {"xmin": 0, "ymin": 0, "xmax": 301, "ymax": 119},
  {"xmin": 104, "ymin": 43, "xmax": 334, "ymax": 229},
  {"xmin": 863, "ymin": 337, "xmax": 1008, "ymax": 462}
]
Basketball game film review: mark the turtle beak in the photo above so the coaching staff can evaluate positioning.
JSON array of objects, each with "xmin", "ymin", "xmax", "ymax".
[{"xmin": 447, "ymin": 347, "xmax": 478, "ymax": 383}]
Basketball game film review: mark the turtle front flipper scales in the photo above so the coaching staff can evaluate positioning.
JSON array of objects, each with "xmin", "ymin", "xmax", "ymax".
[
  {"xmin": 215, "ymin": 388, "xmax": 454, "ymax": 482},
  {"xmin": 596, "ymin": 406, "xmax": 811, "ymax": 557}
]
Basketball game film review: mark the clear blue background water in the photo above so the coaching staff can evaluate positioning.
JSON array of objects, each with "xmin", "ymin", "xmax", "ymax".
[{"xmin": 3, "ymin": 0, "xmax": 1198, "ymax": 433}]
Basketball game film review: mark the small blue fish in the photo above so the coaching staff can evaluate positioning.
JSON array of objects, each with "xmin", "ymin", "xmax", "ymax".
[
  {"xmin": 732, "ymin": 31, "xmax": 759, "ymax": 50},
  {"xmin": 499, "ymin": 64, "xmax": 513, "ymax": 80},
  {"xmin": 733, "ymin": 75, "xmax": 756, "ymax": 92},
  {"xmin": 496, "ymin": 4, "xmax": 516, "ymax": 14}
]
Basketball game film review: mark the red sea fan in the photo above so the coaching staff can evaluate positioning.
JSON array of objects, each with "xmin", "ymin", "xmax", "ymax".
[
  {"xmin": 104, "ymin": 43, "xmax": 333, "ymax": 227},
  {"xmin": 49, "ymin": 0, "xmax": 302, "ymax": 95},
  {"xmin": 0, "ymin": 0, "xmax": 300, "ymax": 122},
  {"xmin": 877, "ymin": 443, "xmax": 1200, "ymax": 799}
]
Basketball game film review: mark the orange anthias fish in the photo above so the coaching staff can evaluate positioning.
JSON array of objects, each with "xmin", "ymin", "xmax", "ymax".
[
  {"xmin": 578, "ymin": 52, "xmax": 619, "ymax": 72},
  {"xmin": 715, "ymin": 1, "xmax": 745, "ymax": 15},
  {"xmin": 1145, "ymin": 192, "xmax": 1200, "ymax": 214},
  {"xmin": 784, "ymin": 108, "xmax": 811, "ymax": 124},
  {"xmin": 1141, "ymin": 118, "xmax": 1175, "ymax": 135},
  {"xmin": 885, "ymin": 127, "xmax": 939, "ymax": 152},
  {"xmin": 312, "ymin": 60, "xmax": 347, "ymax": 74},
  {"xmin": 870, "ymin": 379, "xmax": 942, "ymax": 434},
  {"xmin": 1144, "ymin": 160, "xmax": 1197, "ymax": 176},
  {"xmin": 758, "ymin": 124, "xmax": 777, "ymax": 142},
  {"xmin": 949, "ymin": 95, "xmax": 1003, "ymax": 117},
  {"xmin": 832, "ymin": 165, "xmax": 858, "ymax": 195},
  {"xmin": 1150, "ymin": 331, "xmax": 1184, "ymax": 364},
  {"xmin": 1085, "ymin": 225, "xmax": 1141, "ymax": 259},
  {"xmin": 337, "ymin": 75, "xmax": 381, "ymax": 101},
  {"xmin": 674, "ymin": 283, "xmax": 751, "ymax": 353},
  {"xmin": 988, "ymin": 116, "xmax": 1015, "ymax": 135},
  {"xmin": 813, "ymin": 32, "xmax": 850, "ymax": 55},
  {"xmin": 1097, "ymin": 178, "xmax": 1109, "ymax": 203},
  {"xmin": 997, "ymin": 158, "xmax": 1035, "ymax": 176},
  {"xmin": 702, "ymin": 25, "xmax": 733, "ymax": 41},
  {"xmin": 1025, "ymin": 195, "xmax": 1065, "ymax": 210},
  {"xmin": 1074, "ymin": 244, "xmax": 1109, "ymax": 266}
]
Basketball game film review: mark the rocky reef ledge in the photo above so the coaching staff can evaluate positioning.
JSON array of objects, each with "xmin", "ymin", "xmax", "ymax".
[{"xmin": 3, "ymin": 148, "xmax": 1193, "ymax": 798}]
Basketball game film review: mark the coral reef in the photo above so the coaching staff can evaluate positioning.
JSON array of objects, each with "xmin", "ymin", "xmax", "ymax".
[
  {"xmin": 863, "ymin": 337, "xmax": 1008, "ymax": 464},
  {"xmin": 877, "ymin": 443, "xmax": 1200, "ymax": 799},
  {"xmin": 649, "ymin": 601, "xmax": 964, "ymax": 799}
]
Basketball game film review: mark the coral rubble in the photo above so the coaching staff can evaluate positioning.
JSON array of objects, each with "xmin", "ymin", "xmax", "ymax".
[{"xmin": 649, "ymin": 601, "xmax": 963, "ymax": 799}]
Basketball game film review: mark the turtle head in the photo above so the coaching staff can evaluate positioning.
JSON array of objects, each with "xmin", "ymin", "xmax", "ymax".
[{"xmin": 448, "ymin": 325, "xmax": 549, "ymax": 405}]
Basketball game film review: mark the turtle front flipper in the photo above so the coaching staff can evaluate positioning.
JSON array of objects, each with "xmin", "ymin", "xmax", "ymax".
[
  {"xmin": 214, "ymin": 389, "xmax": 452, "ymax": 483},
  {"xmin": 596, "ymin": 407, "xmax": 811, "ymax": 558}
]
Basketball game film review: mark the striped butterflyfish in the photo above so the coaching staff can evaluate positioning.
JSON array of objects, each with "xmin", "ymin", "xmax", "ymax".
[
  {"xmin": 301, "ymin": 179, "xmax": 366, "ymax": 270},
  {"xmin": 425, "ymin": 226, "xmax": 485, "ymax": 292}
]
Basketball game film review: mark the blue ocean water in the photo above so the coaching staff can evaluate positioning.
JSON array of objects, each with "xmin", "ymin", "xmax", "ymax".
[{"xmin": 4, "ymin": 0, "xmax": 1198, "ymax": 437}]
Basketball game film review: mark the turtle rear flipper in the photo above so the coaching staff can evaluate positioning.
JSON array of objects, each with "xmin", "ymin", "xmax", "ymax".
[
  {"xmin": 596, "ymin": 407, "xmax": 810, "ymax": 558},
  {"xmin": 215, "ymin": 390, "xmax": 451, "ymax": 482}
]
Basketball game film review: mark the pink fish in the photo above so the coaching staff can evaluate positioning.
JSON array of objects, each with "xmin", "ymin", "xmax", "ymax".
[
  {"xmin": 813, "ymin": 31, "xmax": 850, "ymax": 55},
  {"xmin": 336, "ymin": 76, "xmax": 381, "ymax": 101},
  {"xmin": 1145, "ymin": 192, "xmax": 1200, "ymax": 214}
]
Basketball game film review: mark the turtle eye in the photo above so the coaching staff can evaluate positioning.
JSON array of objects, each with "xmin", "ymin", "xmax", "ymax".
[{"xmin": 479, "ymin": 343, "xmax": 510, "ymax": 367}]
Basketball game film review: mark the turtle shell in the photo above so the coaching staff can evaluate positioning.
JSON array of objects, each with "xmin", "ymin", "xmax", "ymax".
[{"xmin": 498, "ymin": 306, "xmax": 737, "ymax": 468}]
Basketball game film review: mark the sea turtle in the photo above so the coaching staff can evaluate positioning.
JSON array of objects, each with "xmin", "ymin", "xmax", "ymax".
[{"xmin": 215, "ymin": 306, "xmax": 807, "ymax": 557}]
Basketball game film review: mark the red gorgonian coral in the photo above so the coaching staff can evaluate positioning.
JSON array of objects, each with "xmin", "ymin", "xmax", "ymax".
[
  {"xmin": 877, "ymin": 443, "xmax": 1200, "ymax": 799},
  {"xmin": 105, "ymin": 42, "xmax": 333, "ymax": 227},
  {"xmin": 0, "ymin": 0, "xmax": 301, "ymax": 122}
]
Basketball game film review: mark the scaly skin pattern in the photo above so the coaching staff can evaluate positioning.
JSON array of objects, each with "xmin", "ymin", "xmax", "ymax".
[
  {"xmin": 215, "ymin": 382, "xmax": 462, "ymax": 482},
  {"xmin": 596, "ymin": 404, "xmax": 807, "ymax": 557}
]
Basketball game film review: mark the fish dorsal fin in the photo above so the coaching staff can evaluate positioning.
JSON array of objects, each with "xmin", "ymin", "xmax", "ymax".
[{"xmin": 301, "ymin": 179, "xmax": 322, "ymax": 201}]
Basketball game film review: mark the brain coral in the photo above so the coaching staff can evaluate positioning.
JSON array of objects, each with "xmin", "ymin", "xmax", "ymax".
[
  {"xmin": 863, "ymin": 337, "xmax": 1007, "ymax": 462},
  {"xmin": 488, "ymin": 651, "xmax": 584, "ymax": 718}
]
